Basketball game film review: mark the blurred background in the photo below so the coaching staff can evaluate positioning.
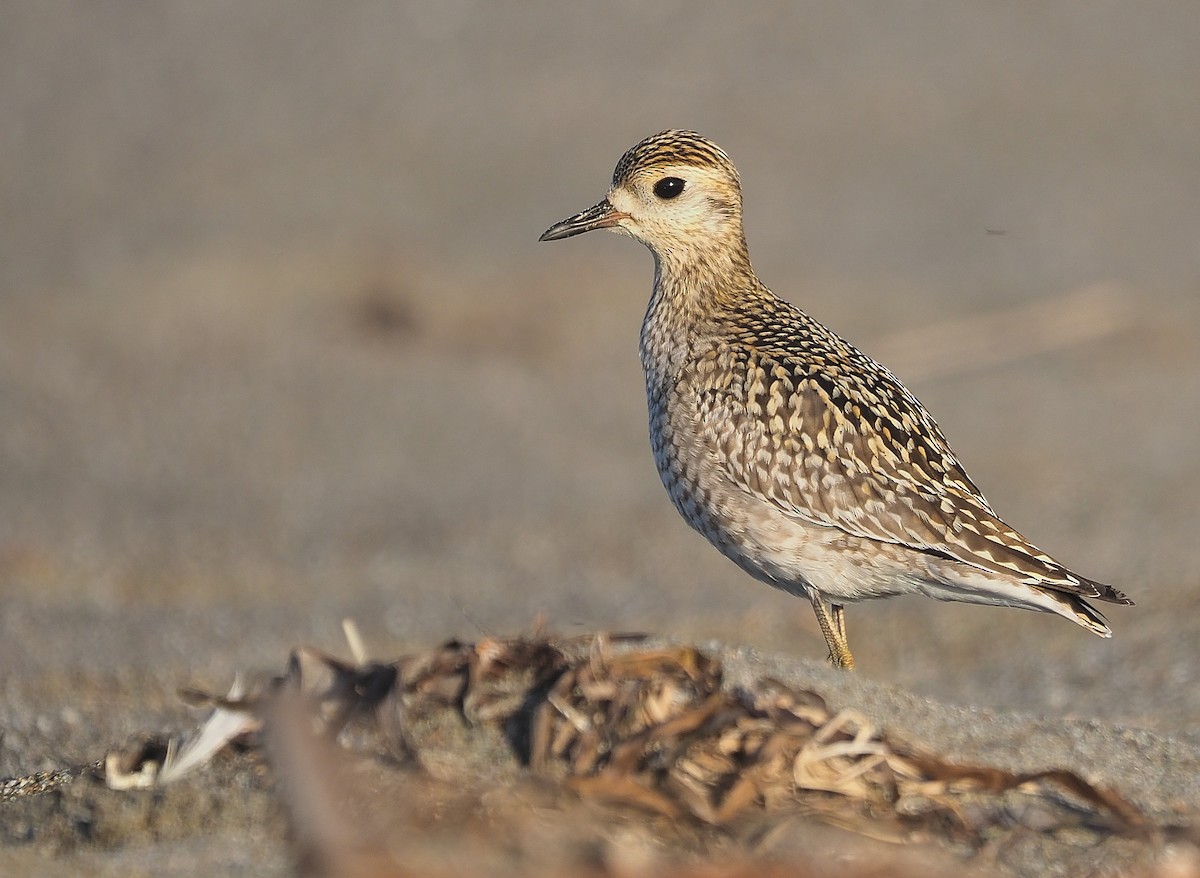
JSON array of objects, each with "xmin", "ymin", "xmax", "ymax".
[{"xmin": 1, "ymin": 2, "xmax": 1198, "ymax": 763}]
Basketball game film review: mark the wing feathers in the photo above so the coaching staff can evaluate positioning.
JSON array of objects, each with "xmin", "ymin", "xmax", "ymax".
[{"xmin": 701, "ymin": 315, "xmax": 1129, "ymax": 604}]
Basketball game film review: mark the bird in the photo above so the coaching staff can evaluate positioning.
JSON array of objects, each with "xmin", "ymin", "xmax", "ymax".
[{"xmin": 538, "ymin": 130, "xmax": 1131, "ymax": 670}]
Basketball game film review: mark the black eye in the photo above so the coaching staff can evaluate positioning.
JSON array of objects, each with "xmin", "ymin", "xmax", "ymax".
[{"xmin": 653, "ymin": 177, "xmax": 685, "ymax": 200}]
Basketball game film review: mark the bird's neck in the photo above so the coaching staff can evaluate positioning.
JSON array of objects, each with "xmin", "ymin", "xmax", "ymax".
[
  {"xmin": 648, "ymin": 239, "xmax": 757, "ymax": 327},
  {"xmin": 640, "ymin": 239, "xmax": 759, "ymax": 383}
]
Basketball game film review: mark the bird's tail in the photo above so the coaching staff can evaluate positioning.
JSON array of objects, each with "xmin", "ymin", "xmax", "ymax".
[{"xmin": 1055, "ymin": 593, "xmax": 1113, "ymax": 638}]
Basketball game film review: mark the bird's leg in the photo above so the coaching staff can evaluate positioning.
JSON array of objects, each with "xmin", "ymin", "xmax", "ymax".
[
  {"xmin": 810, "ymin": 596, "xmax": 855, "ymax": 671},
  {"xmin": 832, "ymin": 603, "xmax": 848, "ymax": 642}
]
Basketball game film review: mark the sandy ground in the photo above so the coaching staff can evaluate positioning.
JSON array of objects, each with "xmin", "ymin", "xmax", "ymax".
[{"xmin": 2, "ymin": 3, "xmax": 1199, "ymax": 874}]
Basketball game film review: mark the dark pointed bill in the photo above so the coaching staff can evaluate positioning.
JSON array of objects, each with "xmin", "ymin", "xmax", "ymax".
[{"xmin": 538, "ymin": 199, "xmax": 624, "ymax": 242}]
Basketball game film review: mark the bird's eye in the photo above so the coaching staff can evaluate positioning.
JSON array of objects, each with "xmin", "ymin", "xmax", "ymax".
[{"xmin": 653, "ymin": 177, "xmax": 685, "ymax": 200}]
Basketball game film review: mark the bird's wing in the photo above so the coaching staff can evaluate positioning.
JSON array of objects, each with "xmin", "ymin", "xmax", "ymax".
[{"xmin": 699, "ymin": 337, "xmax": 1128, "ymax": 603}]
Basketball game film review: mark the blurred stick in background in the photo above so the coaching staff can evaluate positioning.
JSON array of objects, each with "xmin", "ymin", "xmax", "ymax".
[{"xmin": 872, "ymin": 283, "xmax": 1134, "ymax": 382}]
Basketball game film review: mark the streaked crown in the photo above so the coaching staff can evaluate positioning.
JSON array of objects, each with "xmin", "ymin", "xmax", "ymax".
[{"xmin": 612, "ymin": 130, "xmax": 741, "ymax": 188}]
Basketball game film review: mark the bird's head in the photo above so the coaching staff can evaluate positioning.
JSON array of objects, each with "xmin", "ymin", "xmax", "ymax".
[{"xmin": 540, "ymin": 130, "xmax": 748, "ymax": 267}]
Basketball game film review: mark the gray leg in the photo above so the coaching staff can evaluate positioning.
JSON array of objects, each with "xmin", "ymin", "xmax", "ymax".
[
  {"xmin": 832, "ymin": 603, "xmax": 848, "ymax": 642},
  {"xmin": 810, "ymin": 596, "xmax": 855, "ymax": 671}
]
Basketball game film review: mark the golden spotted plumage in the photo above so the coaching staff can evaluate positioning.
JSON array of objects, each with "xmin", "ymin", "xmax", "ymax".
[{"xmin": 541, "ymin": 130, "xmax": 1131, "ymax": 670}]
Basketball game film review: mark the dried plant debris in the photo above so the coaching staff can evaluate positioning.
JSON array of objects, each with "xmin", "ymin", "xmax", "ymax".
[
  {"xmin": 5, "ymin": 630, "xmax": 1197, "ymax": 876},
  {"xmin": 1, "ymin": 762, "xmax": 101, "ymax": 803}
]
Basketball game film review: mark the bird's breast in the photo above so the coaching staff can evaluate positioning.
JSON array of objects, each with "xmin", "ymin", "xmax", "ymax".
[{"xmin": 641, "ymin": 326, "xmax": 742, "ymax": 524}]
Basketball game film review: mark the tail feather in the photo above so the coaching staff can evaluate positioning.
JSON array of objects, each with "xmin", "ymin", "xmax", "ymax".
[
  {"xmin": 1056, "ymin": 592, "xmax": 1113, "ymax": 638},
  {"xmin": 1073, "ymin": 576, "xmax": 1134, "ymax": 606}
]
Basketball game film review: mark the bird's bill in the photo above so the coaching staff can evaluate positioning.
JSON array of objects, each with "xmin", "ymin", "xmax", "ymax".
[{"xmin": 538, "ymin": 199, "xmax": 627, "ymax": 241}]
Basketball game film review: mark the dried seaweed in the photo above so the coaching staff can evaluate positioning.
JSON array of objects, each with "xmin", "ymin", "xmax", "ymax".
[
  {"xmin": 1, "ymin": 762, "xmax": 101, "ymax": 803},
  {"xmin": 7, "ymin": 629, "xmax": 1186, "ymax": 875},
  {"xmin": 115, "ymin": 632, "xmax": 1154, "ymax": 851}
]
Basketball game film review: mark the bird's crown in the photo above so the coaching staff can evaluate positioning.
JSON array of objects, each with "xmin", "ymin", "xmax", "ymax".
[{"xmin": 612, "ymin": 129, "xmax": 740, "ymax": 188}]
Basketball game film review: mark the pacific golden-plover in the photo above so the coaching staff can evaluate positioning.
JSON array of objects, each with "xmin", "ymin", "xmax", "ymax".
[{"xmin": 539, "ymin": 130, "xmax": 1132, "ymax": 670}]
